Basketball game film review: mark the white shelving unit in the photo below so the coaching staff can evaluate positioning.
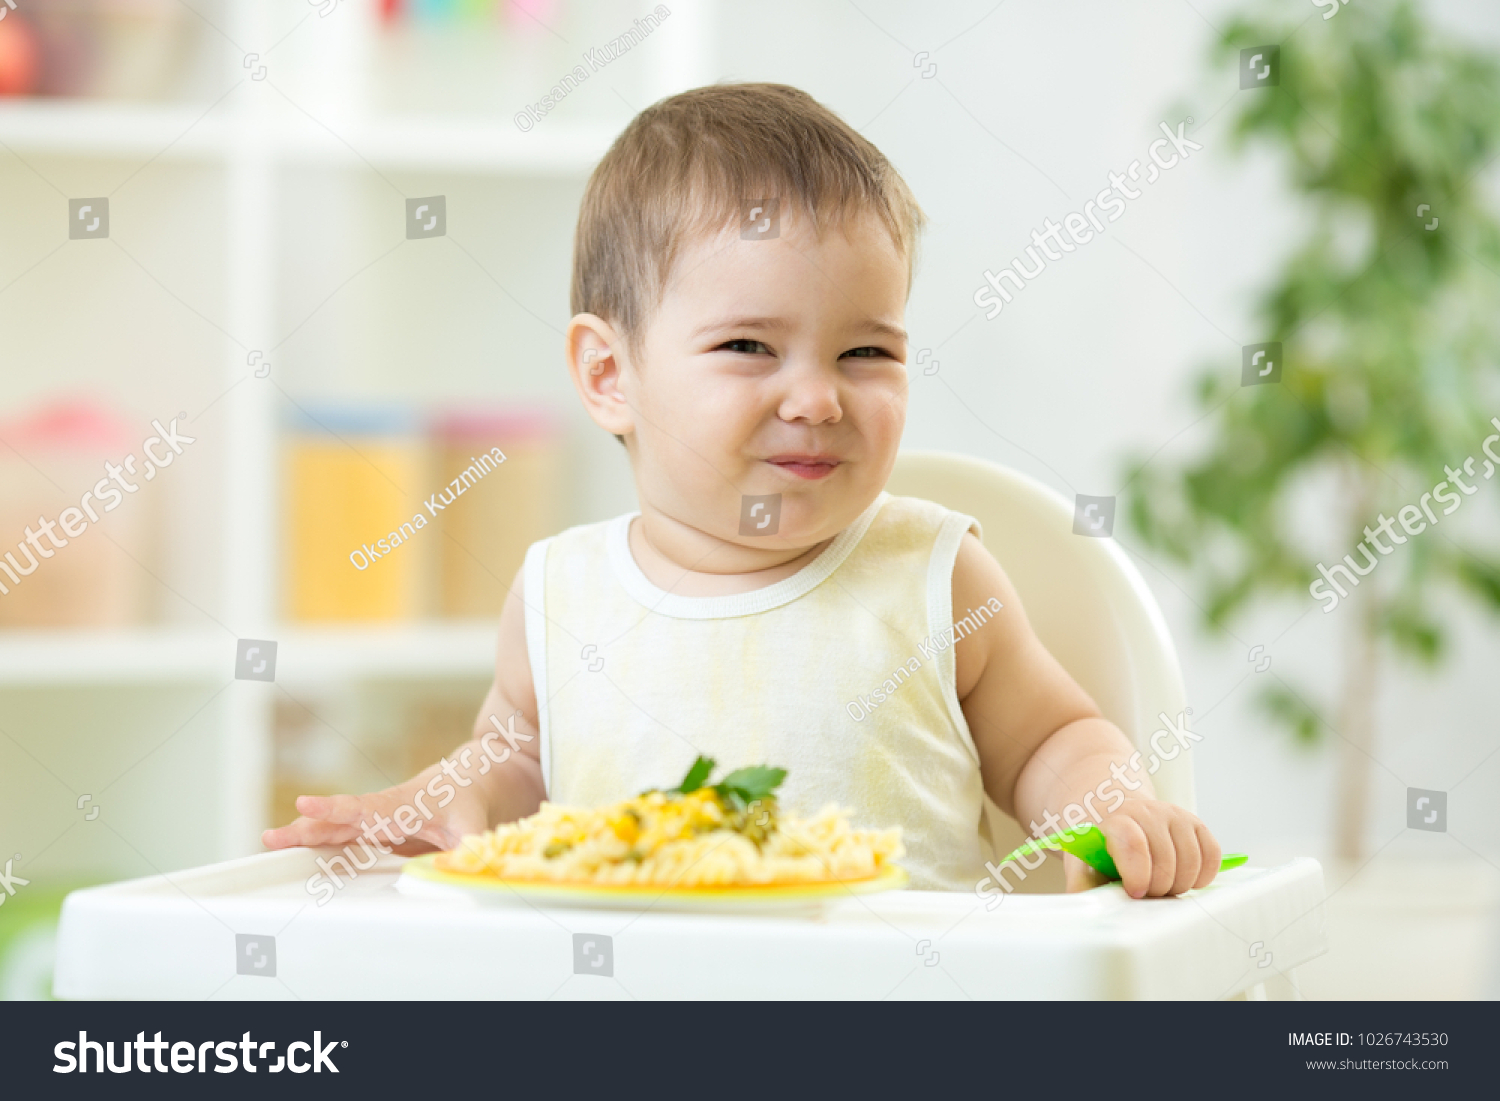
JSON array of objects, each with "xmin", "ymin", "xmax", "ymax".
[
  {"xmin": 0, "ymin": 97, "xmax": 619, "ymax": 172},
  {"xmin": 0, "ymin": 623, "xmax": 500, "ymax": 686},
  {"xmin": 0, "ymin": 0, "xmax": 714, "ymax": 865},
  {"xmin": 0, "ymin": 100, "xmax": 232, "ymax": 158}
]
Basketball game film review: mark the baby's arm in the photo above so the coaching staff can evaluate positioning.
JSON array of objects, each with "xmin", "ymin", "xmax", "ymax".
[
  {"xmin": 952, "ymin": 534, "xmax": 1220, "ymax": 897},
  {"xmin": 262, "ymin": 566, "xmax": 546, "ymax": 854}
]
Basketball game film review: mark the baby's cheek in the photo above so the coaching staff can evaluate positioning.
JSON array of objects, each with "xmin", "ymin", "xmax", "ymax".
[
  {"xmin": 849, "ymin": 396, "xmax": 905, "ymax": 469},
  {"xmin": 855, "ymin": 380, "xmax": 907, "ymax": 432}
]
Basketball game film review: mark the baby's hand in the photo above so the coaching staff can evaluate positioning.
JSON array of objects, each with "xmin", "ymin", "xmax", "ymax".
[
  {"xmin": 1094, "ymin": 798, "xmax": 1222, "ymax": 898},
  {"xmin": 261, "ymin": 779, "xmax": 489, "ymax": 856}
]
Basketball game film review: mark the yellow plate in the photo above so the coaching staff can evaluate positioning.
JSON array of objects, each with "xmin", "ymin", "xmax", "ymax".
[{"xmin": 398, "ymin": 853, "xmax": 909, "ymax": 912}]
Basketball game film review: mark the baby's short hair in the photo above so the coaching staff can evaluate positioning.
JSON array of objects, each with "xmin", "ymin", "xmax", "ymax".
[{"xmin": 571, "ymin": 82, "xmax": 926, "ymax": 359}]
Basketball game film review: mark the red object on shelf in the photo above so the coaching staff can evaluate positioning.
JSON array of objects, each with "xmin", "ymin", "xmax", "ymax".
[{"xmin": 0, "ymin": 11, "xmax": 41, "ymax": 96}]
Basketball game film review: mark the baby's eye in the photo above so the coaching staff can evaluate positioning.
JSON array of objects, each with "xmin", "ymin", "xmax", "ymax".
[
  {"xmin": 717, "ymin": 338, "xmax": 773, "ymax": 355},
  {"xmin": 841, "ymin": 346, "xmax": 893, "ymax": 360}
]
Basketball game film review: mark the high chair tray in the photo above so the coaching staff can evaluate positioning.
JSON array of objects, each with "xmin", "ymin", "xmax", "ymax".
[{"xmin": 53, "ymin": 847, "xmax": 1325, "ymax": 1000}]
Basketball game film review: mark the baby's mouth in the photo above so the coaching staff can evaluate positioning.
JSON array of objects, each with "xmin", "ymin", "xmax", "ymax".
[{"xmin": 766, "ymin": 455, "xmax": 841, "ymax": 480}]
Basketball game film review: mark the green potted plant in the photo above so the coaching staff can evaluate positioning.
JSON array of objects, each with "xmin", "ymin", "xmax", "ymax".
[{"xmin": 1128, "ymin": 0, "xmax": 1500, "ymax": 860}]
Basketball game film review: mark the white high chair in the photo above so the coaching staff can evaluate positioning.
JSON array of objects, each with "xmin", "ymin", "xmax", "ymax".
[
  {"xmin": 54, "ymin": 453, "xmax": 1325, "ymax": 1000},
  {"xmin": 886, "ymin": 451, "xmax": 1194, "ymax": 889}
]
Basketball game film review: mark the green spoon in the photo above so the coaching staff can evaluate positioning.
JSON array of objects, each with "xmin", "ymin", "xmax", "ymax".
[{"xmin": 997, "ymin": 822, "xmax": 1248, "ymax": 882}]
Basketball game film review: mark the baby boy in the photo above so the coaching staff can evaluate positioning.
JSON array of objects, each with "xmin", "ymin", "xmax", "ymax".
[{"xmin": 265, "ymin": 83, "xmax": 1221, "ymax": 899}]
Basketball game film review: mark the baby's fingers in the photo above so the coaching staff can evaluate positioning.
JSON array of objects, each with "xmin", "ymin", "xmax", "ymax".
[
  {"xmin": 1192, "ymin": 821, "xmax": 1222, "ymax": 890},
  {"xmin": 261, "ymin": 815, "xmax": 365, "ymax": 850},
  {"xmin": 301, "ymin": 789, "xmax": 480, "ymax": 852},
  {"xmin": 296, "ymin": 793, "xmax": 380, "ymax": 827},
  {"xmin": 1099, "ymin": 816, "xmax": 1152, "ymax": 899},
  {"xmin": 298, "ymin": 792, "xmax": 425, "ymax": 841},
  {"xmin": 1167, "ymin": 815, "xmax": 1202, "ymax": 896},
  {"xmin": 262, "ymin": 791, "xmax": 401, "ymax": 850}
]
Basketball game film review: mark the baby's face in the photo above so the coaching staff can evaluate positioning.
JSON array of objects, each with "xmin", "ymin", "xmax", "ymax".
[{"xmin": 617, "ymin": 208, "xmax": 910, "ymax": 551}]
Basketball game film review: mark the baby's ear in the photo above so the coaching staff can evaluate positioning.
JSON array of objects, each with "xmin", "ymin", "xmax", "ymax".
[{"xmin": 565, "ymin": 313, "xmax": 635, "ymax": 438}]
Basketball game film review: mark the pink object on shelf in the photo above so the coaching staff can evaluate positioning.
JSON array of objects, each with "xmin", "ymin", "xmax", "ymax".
[
  {"xmin": 0, "ymin": 397, "xmax": 136, "ymax": 453},
  {"xmin": 0, "ymin": 397, "xmax": 151, "ymax": 628},
  {"xmin": 431, "ymin": 406, "xmax": 559, "ymax": 444},
  {"xmin": 505, "ymin": 0, "xmax": 561, "ymax": 30}
]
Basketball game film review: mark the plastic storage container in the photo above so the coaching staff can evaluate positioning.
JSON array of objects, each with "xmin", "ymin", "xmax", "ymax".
[
  {"xmin": 283, "ymin": 406, "xmax": 428, "ymax": 622},
  {"xmin": 431, "ymin": 408, "xmax": 561, "ymax": 618},
  {"xmin": 0, "ymin": 399, "xmax": 154, "ymax": 627}
]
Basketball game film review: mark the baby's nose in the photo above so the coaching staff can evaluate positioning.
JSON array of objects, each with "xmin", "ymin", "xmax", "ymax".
[{"xmin": 776, "ymin": 367, "xmax": 843, "ymax": 424}]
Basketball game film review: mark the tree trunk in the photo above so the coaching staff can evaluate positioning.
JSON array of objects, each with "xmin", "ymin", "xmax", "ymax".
[{"xmin": 1331, "ymin": 542, "xmax": 1380, "ymax": 862}]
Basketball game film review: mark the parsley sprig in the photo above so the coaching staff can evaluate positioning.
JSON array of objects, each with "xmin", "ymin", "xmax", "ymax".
[{"xmin": 660, "ymin": 755, "xmax": 787, "ymax": 811}]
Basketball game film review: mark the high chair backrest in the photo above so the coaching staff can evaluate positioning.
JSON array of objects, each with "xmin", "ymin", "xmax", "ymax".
[{"xmin": 886, "ymin": 451, "xmax": 1196, "ymax": 870}]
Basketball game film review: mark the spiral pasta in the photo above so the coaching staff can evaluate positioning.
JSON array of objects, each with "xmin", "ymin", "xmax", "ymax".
[{"xmin": 434, "ymin": 788, "xmax": 904, "ymax": 887}]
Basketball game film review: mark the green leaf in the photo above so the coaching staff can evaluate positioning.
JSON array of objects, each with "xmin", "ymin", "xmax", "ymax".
[
  {"xmin": 1452, "ymin": 554, "xmax": 1500, "ymax": 608},
  {"xmin": 1380, "ymin": 596, "xmax": 1446, "ymax": 664},
  {"xmin": 714, "ymin": 765, "xmax": 787, "ymax": 803},
  {"xmin": 1258, "ymin": 686, "xmax": 1323, "ymax": 748},
  {"xmin": 673, "ymin": 755, "xmax": 716, "ymax": 794}
]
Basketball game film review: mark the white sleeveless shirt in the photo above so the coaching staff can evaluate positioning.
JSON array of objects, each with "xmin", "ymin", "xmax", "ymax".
[{"xmin": 522, "ymin": 492, "xmax": 994, "ymax": 891}]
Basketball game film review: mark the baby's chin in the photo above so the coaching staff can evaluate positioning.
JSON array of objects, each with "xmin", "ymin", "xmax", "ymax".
[{"xmin": 733, "ymin": 483, "xmax": 882, "ymax": 550}]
